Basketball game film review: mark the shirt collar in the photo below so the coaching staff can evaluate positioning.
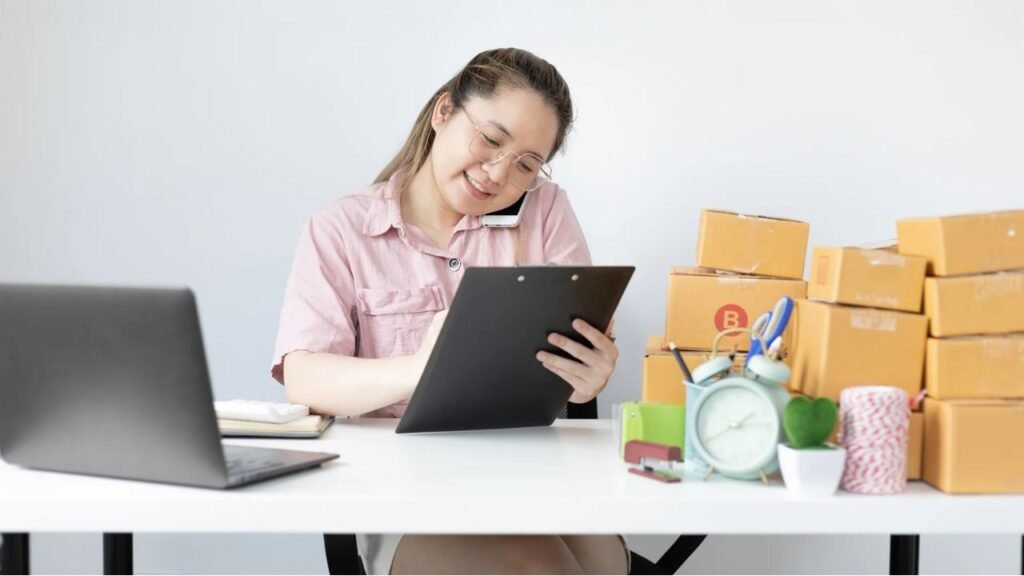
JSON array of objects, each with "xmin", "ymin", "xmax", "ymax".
[
  {"xmin": 362, "ymin": 171, "xmax": 405, "ymax": 237},
  {"xmin": 361, "ymin": 169, "xmax": 483, "ymax": 237}
]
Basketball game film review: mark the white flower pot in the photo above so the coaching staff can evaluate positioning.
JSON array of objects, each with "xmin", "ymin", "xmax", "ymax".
[{"xmin": 778, "ymin": 443, "xmax": 847, "ymax": 497}]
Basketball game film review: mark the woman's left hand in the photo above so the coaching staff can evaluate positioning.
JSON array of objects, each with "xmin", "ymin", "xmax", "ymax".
[{"xmin": 537, "ymin": 318, "xmax": 617, "ymax": 403}]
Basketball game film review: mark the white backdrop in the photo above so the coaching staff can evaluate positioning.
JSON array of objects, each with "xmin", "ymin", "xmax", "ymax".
[{"xmin": 2, "ymin": 1, "xmax": 1022, "ymax": 573}]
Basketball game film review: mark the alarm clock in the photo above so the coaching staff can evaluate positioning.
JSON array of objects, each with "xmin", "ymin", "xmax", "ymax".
[{"xmin": 687, "ymin": 331, "xmax": 791, "ymax": 482}]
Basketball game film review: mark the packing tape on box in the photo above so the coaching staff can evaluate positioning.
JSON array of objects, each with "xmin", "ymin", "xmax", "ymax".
[
  {"xmin": 853, "ymin": 292, "xmax": 900, "ymax": 310},
  {"xmin": 973, "ymin": 273, "xmax": 1024, "ymax": 301},
  {"xmin": 838, "ymin": 386, "xmax": 910, "ymax": 494},
  {"xmin": 849, "ymin": 310, "xmax": 898, "ymax": 332},
  {"xmin": 865, "ymin": 251, "xmax": 908, "ymax": 268}
]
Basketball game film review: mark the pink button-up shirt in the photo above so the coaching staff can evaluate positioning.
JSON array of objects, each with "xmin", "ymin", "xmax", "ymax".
[{"xmin": 271, "ymin": 171, "xmax": 592, "ymax": 417}]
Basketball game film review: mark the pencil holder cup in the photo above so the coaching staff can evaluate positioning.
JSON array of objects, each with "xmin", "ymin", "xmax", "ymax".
[{"xmin": 683, "ymin": 381, "xmax": 709, "ymax": 474}]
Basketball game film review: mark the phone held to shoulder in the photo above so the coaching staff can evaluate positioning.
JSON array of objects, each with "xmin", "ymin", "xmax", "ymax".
[{"xmin": 481, "ymin": 191, "xmax": 529, "ymax": 228}]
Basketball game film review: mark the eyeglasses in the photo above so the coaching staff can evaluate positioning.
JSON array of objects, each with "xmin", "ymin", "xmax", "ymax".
[{"xmin": 462, "ymin": 109, "xmax": 553, "ymax": 193}]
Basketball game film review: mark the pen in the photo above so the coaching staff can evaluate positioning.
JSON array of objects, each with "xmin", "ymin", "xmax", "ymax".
[{"xmin": 667, "ymin": 341, "xmax": 694, "ymax": 384}]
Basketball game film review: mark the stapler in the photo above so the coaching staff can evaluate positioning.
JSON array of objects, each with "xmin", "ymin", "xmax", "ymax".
[{"xmin": 624, "ymin": 440, "xmax": 682, "ymax": 483}]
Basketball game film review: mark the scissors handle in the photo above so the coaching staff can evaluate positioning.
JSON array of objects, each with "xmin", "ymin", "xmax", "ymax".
[
  {"xmin": 745, "ymin": 312, "xmax": 771, "ymax": 360},
  {"xmin": 745, "ymin": 297, "xmax": 794, "ymax": 365},
  {"xmin": 765, "ymin": 298, "xmax": 794, "ymax": 344}
]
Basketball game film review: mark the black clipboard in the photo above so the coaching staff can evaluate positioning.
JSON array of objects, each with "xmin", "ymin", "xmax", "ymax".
[{"xmin": 396, "ymin": 266, "xmax": 634, "ymax": 434}]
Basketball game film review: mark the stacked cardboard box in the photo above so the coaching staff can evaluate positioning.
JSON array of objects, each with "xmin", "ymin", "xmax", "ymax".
[
  {"xmin": 792, "ymin": 246, "xmax": 929, "ymax": 402},
  {"xmin": 790, "ymin": 245, "xmax": 929, "ymax": 479},
  {"xmin": 643, "ymin": 210, "xmax": 809, "ymax": 404},
  {"xmin": 907, "ymin": 411, "xmax": 924, "ymax": 480},
  {"xmin": 643, "ymin": 336, "xmax": 746, "ymax": 404},
  {"xmin": 898, "ymin": 210, "xmax": 1024, "ymax": 493}
]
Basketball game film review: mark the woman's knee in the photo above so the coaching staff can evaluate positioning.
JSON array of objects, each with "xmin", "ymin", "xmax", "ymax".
[
  {"xmin": 560, "ymin": 535, "xmax": 630, "ymax": 575},
  {"xmin": 391, "ymin": 534, "xmax": 583, "ymax": 575},
  {"xmin": 501, "ymin": 535, "xmax": 583, "ymax": 574}
]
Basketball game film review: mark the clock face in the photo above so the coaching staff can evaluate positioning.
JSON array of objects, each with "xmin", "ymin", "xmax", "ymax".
[{"xmin": 695, "ymin": 382, "xmax": 779, "ymax": 473}]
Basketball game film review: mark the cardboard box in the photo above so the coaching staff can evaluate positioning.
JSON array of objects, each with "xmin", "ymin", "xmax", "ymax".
[
  {"xmin": 923, "ymin": 271, "xmax": 1024, "ymax": 337},
  {"xmin": 907, "ymin": 411, "xmax": 924, "ymax": 480},
  {"xmin": 925, "ymin": 335, "xmax": 1024, "ymax": 399},
  {"xmin": 922, "ymin": 398, "xmax": 1024, "ymax": 493},
  {"xmin": 808, "ymin": 246, "xmax": 927, "ymax": 312},
  {"xmin": 696, "ymin": 209, "xmax": 810, "ymax": 280},
  {"xmin": 897, "ymin": 210, "xmax": 1024, "ymax": 276},
  {"xmin": 790, "ymin": 299, "xmax": 928, "ymax": 401},
  {"xmin": 642, "ymin": 335, "xmax": 746, "ymax": 405},
  {"xmin": 665, "ymin": 267, "xmax": 807, "ymax": 352}
]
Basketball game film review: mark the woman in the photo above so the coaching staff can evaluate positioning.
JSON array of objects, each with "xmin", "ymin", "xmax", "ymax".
[{"xmin": 272, "ymin": 48, "xmax": 628, "ymax": 574}]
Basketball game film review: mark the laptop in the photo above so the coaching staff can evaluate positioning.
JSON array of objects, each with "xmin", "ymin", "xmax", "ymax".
[
  {"xmin": 396, "ymin": 266, "xmax": 634, "ymax": 434},
  {"xmin": 0, "ymin": 284, "xmax": 338, "ymax": 489}
]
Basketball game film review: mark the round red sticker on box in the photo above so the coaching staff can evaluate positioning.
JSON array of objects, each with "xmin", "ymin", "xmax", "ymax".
[{"xmin": 715, "ymin": 304, "xmax": 748, "ymax": 332}]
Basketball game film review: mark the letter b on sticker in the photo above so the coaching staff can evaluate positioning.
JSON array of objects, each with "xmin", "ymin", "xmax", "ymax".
[{"xmin": 715, "ymin": 304, "xmax": 748, "ymax": 332}]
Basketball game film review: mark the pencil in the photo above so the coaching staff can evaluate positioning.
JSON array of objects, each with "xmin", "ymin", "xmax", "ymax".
[{"xmin": 667, "ymin": 341, "xmax": 694, "ymax": 384}]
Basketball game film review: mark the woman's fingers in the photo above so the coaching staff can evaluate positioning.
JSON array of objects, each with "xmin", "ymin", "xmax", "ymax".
[
  {"xmin": 545, "ymin": 332, "xmax": 602, "ymax": 366},
  {"xmin": 536, "ymin": 350, "xmax": 591, "ymax": 381},
  {"xmin": 570, "ymin": 319, "xmax": 618, "ymax": 358},
  {"xmin": 540, "ymin": 356, "xmax": 599, "ymax": 400},
  {"xmin": 536, "ymin": 319, "xmax": 620, "ymax": 403},
  {"xmin": 544, "ymin": 361, "xmax": 580, "ymax": 386}
]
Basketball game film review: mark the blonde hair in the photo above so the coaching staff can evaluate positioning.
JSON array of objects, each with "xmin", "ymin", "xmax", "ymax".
[{"xmin": 375, "ymin": 48, "xmax": 574, "ymax": 189}]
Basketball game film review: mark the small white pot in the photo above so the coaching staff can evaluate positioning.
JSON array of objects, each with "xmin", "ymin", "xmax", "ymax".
[{"xmin": 778, "ymin": 443, "xmax": 847, "ymax": 497}]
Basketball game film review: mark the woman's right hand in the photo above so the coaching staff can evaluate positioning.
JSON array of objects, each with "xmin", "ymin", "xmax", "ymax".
[{"xmin": 408, "ymin": 309, "xmax": 449, "ymax": 387}]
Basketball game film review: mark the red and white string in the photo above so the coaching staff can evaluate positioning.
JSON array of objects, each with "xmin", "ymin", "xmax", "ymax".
[{"xmin": 838, "ymin": 386, "xmax": 910, "ymax": 494}]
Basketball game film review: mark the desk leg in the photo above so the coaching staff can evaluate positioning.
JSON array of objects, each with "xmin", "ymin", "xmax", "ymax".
[
  {"xmin": 1, "ymin": 533, "xmax": 30, "ymax": 575},
  {"xmin": 103, "ymin": 534, "xmax": 132, "ymax": 575},
  {"xmin": 890, "ymin": 534, "xmax": 919, "ymax": 575}
]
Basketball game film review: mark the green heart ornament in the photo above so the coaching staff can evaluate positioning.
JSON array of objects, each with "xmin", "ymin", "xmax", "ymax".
[{"xmin": 783, "ymin": 396, "xmax": 838, "ymax": 449}]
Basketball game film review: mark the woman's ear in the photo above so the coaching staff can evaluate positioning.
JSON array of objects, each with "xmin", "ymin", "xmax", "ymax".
[{"xmin": 430, "ymin": 92, "xmax": 454, "ymax": 130}]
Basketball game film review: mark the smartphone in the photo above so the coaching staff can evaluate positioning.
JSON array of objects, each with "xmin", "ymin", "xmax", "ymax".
[{"xmin": 481, "ymin": 192, "xmax": 529, "ymax": 228}]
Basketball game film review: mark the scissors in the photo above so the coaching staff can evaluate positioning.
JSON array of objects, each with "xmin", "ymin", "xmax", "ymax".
[{"xmin": 745, "ymin": 296, "xmax": 794, "ymax": 365}]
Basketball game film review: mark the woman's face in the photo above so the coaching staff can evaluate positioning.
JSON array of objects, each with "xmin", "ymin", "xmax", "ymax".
[{"xmin": 428, "ymin": 87, "xmax": 559, "ymax": 217}]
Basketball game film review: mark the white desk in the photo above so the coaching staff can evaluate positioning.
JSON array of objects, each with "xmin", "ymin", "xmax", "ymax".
[{"xmin": 2, "ymin": 418, "xmax": 1022, "ymax": 536}]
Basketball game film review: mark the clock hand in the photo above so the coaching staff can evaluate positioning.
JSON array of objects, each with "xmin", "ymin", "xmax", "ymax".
[
  {"xmin": 720, "ymin": 411, "xmax": 756, "ymax": 430},
  {"xmin": 704, "ymin": 425, "xmax": 734, "ymax": 443},
  {"xmin": 734, "ymin": 411, "xmax": 757, "ymax": 426}
]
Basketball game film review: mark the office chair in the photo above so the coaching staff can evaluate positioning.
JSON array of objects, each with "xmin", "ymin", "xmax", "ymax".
[{"xmin": 323, "ymin": 399, "xmax": 707, "ymax": 575}]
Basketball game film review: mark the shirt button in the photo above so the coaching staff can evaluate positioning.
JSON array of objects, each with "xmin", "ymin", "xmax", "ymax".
[{"xmin": 447, "ymin": 257, "xmax": 462, "ymax": 272}]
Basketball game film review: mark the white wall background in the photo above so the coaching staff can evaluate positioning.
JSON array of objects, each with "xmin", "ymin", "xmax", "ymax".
[{"xmin": 2, "ymin": 0, "xmax": 1022, "ymax": 573}]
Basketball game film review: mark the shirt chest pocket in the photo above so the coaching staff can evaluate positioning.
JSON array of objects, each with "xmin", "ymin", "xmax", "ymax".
[{"xmin": 355, "ymin": 286, "xmax": 445, "ymax": 358}]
